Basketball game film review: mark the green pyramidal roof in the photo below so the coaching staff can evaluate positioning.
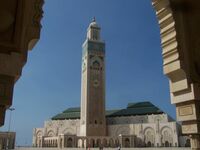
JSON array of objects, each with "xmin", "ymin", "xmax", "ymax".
[{"xmin": 51, "ymin": 101, "xmax": 164, "ymax": 120}]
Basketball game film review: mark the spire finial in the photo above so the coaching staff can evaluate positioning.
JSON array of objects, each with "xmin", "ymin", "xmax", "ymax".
[{"xmin": 92, "ymin": 17, "xmax": 96, "ymax": 22}]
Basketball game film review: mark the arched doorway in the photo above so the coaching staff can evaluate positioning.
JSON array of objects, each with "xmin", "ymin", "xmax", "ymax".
[
  {"xmin": 90, "ymin": 139, "xmax": 95, "ymax": 148},
  {"xmin": 102, "ymin": 138, "xmax": 107, "ymax": 147},
  {"xmin": 96, "ymin": 139, "xmax": 101, "ymax": 147},
  {"xmin": 161, "ymin": 127, "xmax": 173, "ymax": 147},
  {"xmin": 124, "ymin": 138, "xmax": 130, "ymax": 148},
  {"xmin": 165, "ymin": 141, "xmax": 169, "ymax": 147},
  {"xmin": 147, "ymin": 141, "xmax": 152, "ymax": 147},
  {"xmin": 144, "ymin": 128, "xmax": 155, "ymax": 147},
  {"xmin": 67, "ymin": 138, "xmax": 73, "ymax": 147},
  {"xmin": 115, "ymin": 139, "xmax": 120, "ymax": 147},
  {"xmin": 109, "ymin": 138, "xmax": 114, "ymax": 147}
]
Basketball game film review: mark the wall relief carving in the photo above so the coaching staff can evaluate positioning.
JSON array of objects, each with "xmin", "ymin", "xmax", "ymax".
[{"xmin": 115, "ymin": 126, "xmax": 130, "ymax": 136}]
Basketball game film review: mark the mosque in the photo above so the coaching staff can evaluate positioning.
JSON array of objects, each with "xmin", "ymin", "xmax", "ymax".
[{"xmin": 32, "ymin": 19, "xmax": 190, "ymax": 148}]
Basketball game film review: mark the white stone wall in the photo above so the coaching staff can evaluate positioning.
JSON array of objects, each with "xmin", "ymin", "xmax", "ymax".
[
  {"xmin": 107, "ymin": 121, "xmax": 179, "ymax": 147},
  {"xmin": 33, "ymin": 120, "xmax": 80, "ymax": 146},
  {"xmin": 44, "ymin": 120, "xmax": 80, "ymax": 136},
  {"xmin": 33, "ymin": 114, "xmax": 182, "ymax": 147},
  {"xmin": 106, "ymin": 114, "xmax": 170, "ymax": 125},
  {"xmin": 107, "ymin": 124, "xmax": 132, "ymax": 137}
]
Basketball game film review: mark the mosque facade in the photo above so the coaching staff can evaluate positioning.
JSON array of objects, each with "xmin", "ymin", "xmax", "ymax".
[{"xmin": 32, "ymin": 19, "xmax": 190, "ymax": 148}]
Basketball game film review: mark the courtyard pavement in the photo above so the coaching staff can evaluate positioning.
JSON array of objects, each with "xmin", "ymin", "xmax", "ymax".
[{"xmin": 14, "ymin": 147, "xmax": 191, "ymax": 150}]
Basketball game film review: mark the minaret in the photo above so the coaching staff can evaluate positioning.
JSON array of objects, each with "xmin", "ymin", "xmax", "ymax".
[{"xmin": 80, "ymin": 18, "xmax": 106, "ymax": 136}]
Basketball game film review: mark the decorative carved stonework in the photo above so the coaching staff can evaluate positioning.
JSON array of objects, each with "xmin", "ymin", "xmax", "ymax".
[
  {"xmin": 178, "ymin": 105, "xmax": 193, "ymax": 116},
  {"xmin": 182, "ymin": 124, "xmax": 198, "ymax": 134},
  {"xmin": 70, "ymin": 120, "xmax": 76, "ymax": 126},
  {"xmin": 47, "ymin": 121, "xmax": 53, "ymax": 128},
  {"xmin": 58, "ymin": 120, "xmax": 64, "ymax": 127},
  {"xmin": 190, "ymin": 135, "xmax": 200, "ymax": 150}
]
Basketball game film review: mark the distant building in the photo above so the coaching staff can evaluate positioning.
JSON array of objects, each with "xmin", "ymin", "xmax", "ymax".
[
  {"xmin": 0, "ymin": 132, "xmax": 16, "ymax": 149},
  {"xmin": 33, "ymin": 19, "xmax": 190, "ymax": 148}
]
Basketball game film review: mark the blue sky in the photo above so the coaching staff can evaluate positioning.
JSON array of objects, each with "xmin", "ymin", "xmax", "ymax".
[{"xmin": 1, "ymin": 0, "xmax": 176, "ymax": 146}]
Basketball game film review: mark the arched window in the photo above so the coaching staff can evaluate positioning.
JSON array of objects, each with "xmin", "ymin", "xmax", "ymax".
[{"xmin": 92, "ymin": 60, "xmax": 100, "ymax": 70}]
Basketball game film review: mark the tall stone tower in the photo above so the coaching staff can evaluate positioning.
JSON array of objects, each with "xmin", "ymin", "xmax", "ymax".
[{"xmin": 80, "ymin": 18, "xmax": 106, "ymax": 136}]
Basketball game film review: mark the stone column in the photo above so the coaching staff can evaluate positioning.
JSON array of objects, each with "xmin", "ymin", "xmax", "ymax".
[
  {"xmin": 118, "ymin": 136, "xmax": 122, "ymax": 148},
  {"xmin": 57, "ymin": 136, "xmax": 61, "ymax": 148},
  {"xmin": 62, "ymin": 135, "xmax": 65, "ymax": 148},
  {"xmin": 152, "ymin": 0, "xmax": 200, "ymax": 149},
  {"xmin": 41, "ymin": 137, "xmax": 44, "ymax": 147}
]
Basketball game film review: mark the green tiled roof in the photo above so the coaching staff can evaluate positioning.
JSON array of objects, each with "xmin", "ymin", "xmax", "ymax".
[
  {"xmin": 127, "ymin": 101, "xmax": 155, "ymax": 108},
  {"xmin": 63, "ymin": 107, "xmax": 80, "ymax": 113},
  {"xmin": 51, "ymin": 101, "xmax": 164, "ymax": 120}
]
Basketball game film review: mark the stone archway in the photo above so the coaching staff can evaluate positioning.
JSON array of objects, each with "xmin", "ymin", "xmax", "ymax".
[
  {"xmin": 102, "ymin": 138, "xmax": 107, "ymax": 147},
  {"xmin": 161, "ymin": 126, "xmax": 173, "ymax": 146},
  {"xmin": 109, "ymin": 138, "xmax": 114, "ymax": 147},
  {"xmin": 0, "ymin": 1, "xmax": 200, "ymax": 149},
  {"xmin": 96, "ymin": 139, "xmax": 101, "ymax": 147},
  {"xmin": 147, "ymin": 141, "xmax": 152, "ymax": 147},
  {"xmin": 115, "ymin": 139, "xmax": 120, "ymax": 147},
  {"xmin": 115, "ymin": 126, "xmax": 130, "ymax": 137},
  {"xmin": 89, "ymin": 138, "xmax": 95, "ymax": 148},
  {"xmin": 66, "ymin": 137, "xmax": 73, "ymax": 147},
  {"xmin": 47, "ymin": 130, "xmax": 55, "ymax": 137},
  {"xmin": 185, "ymin": 139, "xmax": 191, "ymax": 147},
  {"xmin": 152, "ymin": 1, "xmax": 200, "ymax": 148},
  {"xmin": 144, "ymin": 127, "xmax": 155, "ymax": 147},
  {"xmin": 124, "ymin": 138, "xmax": 130, "ymax": 148},
  {"xmin": 62, "ymin": 128, "xmax": 75, "ymax": 135}
]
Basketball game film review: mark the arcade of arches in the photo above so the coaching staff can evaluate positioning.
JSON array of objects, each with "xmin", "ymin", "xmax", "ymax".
[
  {"xmin": 36, "ymin": 136, "xmax": 123, "ymax": 148},
  {"xmin": 0, "ymin": 0, "xmax": 200, "ymax": 149}
]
